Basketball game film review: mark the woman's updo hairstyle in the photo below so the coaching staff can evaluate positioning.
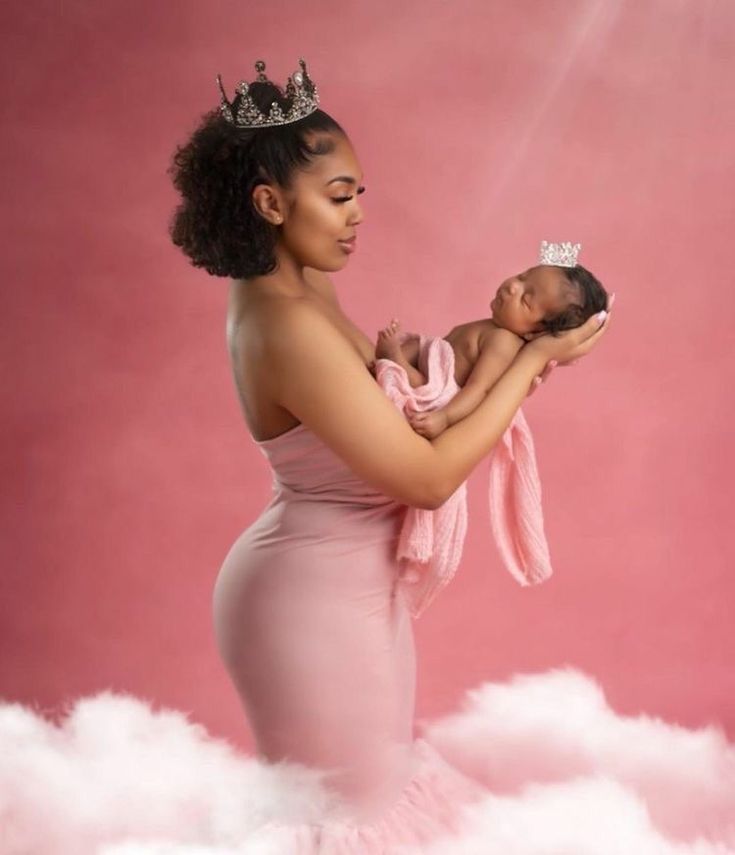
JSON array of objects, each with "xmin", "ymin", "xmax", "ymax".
[
  {"xmin": 167, "ymin": 80, "xmax": 345, "ymax": 278},
  {"xmin": 540, "ymin": 264, "xmax": 609, "ymax": 337}
]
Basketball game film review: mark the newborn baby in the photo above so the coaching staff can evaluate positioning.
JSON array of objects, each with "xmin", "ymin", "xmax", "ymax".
[{"xmin": 372, "ymin": 262, "xmax": 609, "ymax": 439}]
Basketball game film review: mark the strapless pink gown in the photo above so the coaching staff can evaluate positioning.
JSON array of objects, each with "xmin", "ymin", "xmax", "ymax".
[{"xmin": 211, "ymin": 418, "xmax": 487, "ymax": 848}]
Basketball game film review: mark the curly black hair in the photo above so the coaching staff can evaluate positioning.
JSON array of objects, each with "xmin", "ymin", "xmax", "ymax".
[
  {"xmin": 167, "ymin": 81, "xmax": 346, "ymax": 279},
  {"xmin": 540, "ymin": 264, "xmax": 609, "ymax": 337}
]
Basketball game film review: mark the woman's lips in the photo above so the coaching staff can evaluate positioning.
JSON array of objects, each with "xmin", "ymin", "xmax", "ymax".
[{"xmin": 338, "ymin": 238, "xmax": 357, "ymax": 254}]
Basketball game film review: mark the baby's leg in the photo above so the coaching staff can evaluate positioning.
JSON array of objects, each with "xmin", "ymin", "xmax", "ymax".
[{"xmin": 374, "ymin": 321, "xmax": 426, "ymax": 387}]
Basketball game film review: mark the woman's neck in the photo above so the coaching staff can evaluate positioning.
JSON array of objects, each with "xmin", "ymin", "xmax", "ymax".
[{"xmin": 237, "ymin": 247, "xmax": 316, "ymax": 300}]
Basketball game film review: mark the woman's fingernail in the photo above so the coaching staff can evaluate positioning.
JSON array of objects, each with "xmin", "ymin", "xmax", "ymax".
[
  {"xmin": 596, "ymin": 310, "xmax": 607, "ymax": 323},
  {"xmin": 608, "ymin": 293, "xmax": 616, "ymax": 308},
  {"xmin": 549, "ymin": 360, "xmax": 558, "ymax": 369}
]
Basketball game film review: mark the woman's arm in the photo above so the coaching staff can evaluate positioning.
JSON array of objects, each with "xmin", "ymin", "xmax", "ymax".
[{"xmin": 269, "ymin": 302, "xmax": 609, "ymax": 510}]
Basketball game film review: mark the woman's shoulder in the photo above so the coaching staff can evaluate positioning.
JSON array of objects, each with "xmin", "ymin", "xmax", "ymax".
[{"xmin": 263, "ymin": 299, "xmax": 361, "ymax": 366}]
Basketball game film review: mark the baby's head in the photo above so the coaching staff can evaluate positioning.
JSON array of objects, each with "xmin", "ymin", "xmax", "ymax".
[{"xmin": 490, "ymin": 263, "xmax": 608, "ymax": 340}]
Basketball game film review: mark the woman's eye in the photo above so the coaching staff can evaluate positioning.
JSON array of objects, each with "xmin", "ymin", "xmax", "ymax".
[{"xmin": 332, "ymin": 186, "xmax": 366, "ymax": 204}]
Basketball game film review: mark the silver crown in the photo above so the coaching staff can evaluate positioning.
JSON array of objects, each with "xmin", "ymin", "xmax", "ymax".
[
  {"xmin": 215, "ymin": 58, "xmax": 319, "ymax": 129},
  {"xmin": 538, "ymin": 240, "xmax": 581, "ymax": 268}
]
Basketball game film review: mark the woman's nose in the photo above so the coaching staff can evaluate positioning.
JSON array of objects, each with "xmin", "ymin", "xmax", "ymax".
[{"xmin": 349, "ymin": 200, "xmax": 364, "ymax": 226}]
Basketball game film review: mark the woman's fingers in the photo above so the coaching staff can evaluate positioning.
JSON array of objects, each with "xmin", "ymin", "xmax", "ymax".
[
  {"xmin": 580, "ymin": 309, "xmax": 612, "ymax": 346},
  {"xmin": 566, "ymin": 309, "xmax": 609, "ymax": 348},
  {"xmin": 526, "ymin": 358, "xmax": 557, "ymax": 397},
  {"xmin": 526, "ymin": 376, "xmax": 542, "ymax": 397},
  {"xmin": 563, "ymin": 310, "xmax": 612, "ymax": 362},
  {"xmin": 542, "ymin": 360, "xmax": 557, "ymax": 379}
]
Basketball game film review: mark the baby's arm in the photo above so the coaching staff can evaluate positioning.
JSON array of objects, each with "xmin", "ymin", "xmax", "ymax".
[
  {"xmin": 446, "ymin": 329, "xmax": 525, "ymax": 423},
  {"xmin": 409, "ymin": 329, "xmax": 524, "ymax": 438}
]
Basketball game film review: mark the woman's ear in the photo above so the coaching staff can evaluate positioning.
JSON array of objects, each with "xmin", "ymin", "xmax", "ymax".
[{"xmin": 251, "ymin": 184, "xmax": 284, "ymax": 226}]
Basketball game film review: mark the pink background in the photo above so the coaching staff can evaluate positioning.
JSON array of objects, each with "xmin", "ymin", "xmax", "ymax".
[{"xmin": 2, "ymin": 0, "xmax": 734, "ymax": 749}]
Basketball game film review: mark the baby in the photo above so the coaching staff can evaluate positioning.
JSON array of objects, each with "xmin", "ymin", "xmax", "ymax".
[{"xmin": 372, "ymin": 260, "xmax": 609, "ymax": 439}]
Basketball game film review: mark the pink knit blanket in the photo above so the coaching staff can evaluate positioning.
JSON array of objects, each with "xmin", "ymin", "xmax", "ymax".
[{"xmin": 374, "ymin": 332, "xmax": 553, "ymax": 618}]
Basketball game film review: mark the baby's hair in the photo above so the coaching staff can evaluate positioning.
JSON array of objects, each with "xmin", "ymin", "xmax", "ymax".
[
  {"xmin": 540, "ymin": 264, "xmax": 608, "ymax": 336},
  {"xmin": 167, "ymin": 81, "xmax": 346, "ymax": 279}
]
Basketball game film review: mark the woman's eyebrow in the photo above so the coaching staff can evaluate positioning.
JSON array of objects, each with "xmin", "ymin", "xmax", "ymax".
[{"xmin": 325, "ymin": 175, "xmax": 360, "ymax": 186}]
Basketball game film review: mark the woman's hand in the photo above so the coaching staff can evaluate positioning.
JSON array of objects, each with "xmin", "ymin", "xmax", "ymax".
[
  {"xmin": 523, "ymin": 308, "xmax": 612, "ymax": 395},
  {"xmin": 525, "ymin": 293, "xmax": 615, "ymax": 397}
]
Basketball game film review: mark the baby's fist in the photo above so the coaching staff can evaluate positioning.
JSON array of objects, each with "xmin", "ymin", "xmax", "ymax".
[{"xmin": 407, "ymin": 409, "xmax": 449, "ymax": 439}]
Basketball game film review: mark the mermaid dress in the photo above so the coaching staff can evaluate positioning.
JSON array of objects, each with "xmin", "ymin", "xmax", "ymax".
[{"xmin": 210, "ymin": 412, "xmax": 486, "ymax": 850}]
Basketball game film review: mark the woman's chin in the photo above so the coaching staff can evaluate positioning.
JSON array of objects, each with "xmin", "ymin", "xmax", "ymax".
[
  {"xmin": 329, "ymin": 256, "xmax": 352, "ymax": 272},
  {"xmin": 308, "ymin": 259, "xmax": 344, "ymax": 273}
]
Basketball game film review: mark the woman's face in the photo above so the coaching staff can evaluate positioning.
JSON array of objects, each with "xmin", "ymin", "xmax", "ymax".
[
  {"xmin": 490, "ymin": 265, "xmax": 577, "ymax": 335},
  {"xmin": 276, "ymin": 132, "xmax": 365, "ymax": 272}
]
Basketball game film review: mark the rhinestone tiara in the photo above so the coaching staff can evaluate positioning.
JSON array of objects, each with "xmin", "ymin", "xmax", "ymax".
[
  {"xmin": 538, "ymin": 240, "xmax": 581, "ymax": 268},
  {"xmin": 215, "ymin": 57, "xmax": 320, "ymax": 129}
]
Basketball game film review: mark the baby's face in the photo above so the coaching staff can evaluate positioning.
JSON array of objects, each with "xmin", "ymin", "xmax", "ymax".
[{"xmin": 490, "ymin": 265, "xmax": 578, "ymax": 337}]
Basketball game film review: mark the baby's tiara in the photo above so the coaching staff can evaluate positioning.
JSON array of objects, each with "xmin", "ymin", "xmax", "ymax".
[
  {"xmin": 539, "ymin": 240, "xmax": 581, "ymax": 268},
  {"xmin": 215, "ymin": 57, "xmax": 320, "ymax": 129}
]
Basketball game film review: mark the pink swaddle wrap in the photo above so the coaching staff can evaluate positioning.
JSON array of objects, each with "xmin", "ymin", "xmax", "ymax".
[{"xmin": 374, "ymin": 331, "xmax": 552, "ymax": 618}]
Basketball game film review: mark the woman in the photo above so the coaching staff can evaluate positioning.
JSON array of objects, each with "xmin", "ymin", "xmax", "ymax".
[{"xmin": 168, "ymin": 59, "xmax": 611, "ymax": 848}]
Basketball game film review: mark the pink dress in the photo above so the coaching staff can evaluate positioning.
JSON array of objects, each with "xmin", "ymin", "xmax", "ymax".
[{"xmin": 211, "ymin": 417, "xmax": 488, "ymax": 849}]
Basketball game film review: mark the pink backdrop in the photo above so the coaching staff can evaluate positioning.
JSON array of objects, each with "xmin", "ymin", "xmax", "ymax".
[{"xmin": 2, "ymin": 0, "xmax": 734, "ymax": 751}]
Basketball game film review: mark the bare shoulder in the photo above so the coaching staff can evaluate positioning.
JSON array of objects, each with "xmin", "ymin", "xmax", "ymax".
[
  {"xmin": 444, "ymin": 319, "xmax": 486, "ymax": 346},
  {"xmin": 478, "ymin": 320, "xmax": 525, "ymax": 354},
  {"xmin": 446, "ymin": 318, "xmax": 516, "ymax": 352},
  {"xmin": 264, "ymin": 298, "xmax": 359, "ymax": 369},
  {"xmin": 445, "ymin": 319, "xmax": 475, "ymax": 337}
]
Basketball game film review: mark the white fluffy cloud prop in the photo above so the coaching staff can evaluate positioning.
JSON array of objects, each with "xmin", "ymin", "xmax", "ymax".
[{"xmin": 1, "ymin": 667, "xmax": 733, "ymax": 854}]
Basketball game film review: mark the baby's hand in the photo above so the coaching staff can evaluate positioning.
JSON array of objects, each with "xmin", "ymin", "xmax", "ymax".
[{"xmin": 407, "ymin": 409, "xmax": 449, "ymax": 440}]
